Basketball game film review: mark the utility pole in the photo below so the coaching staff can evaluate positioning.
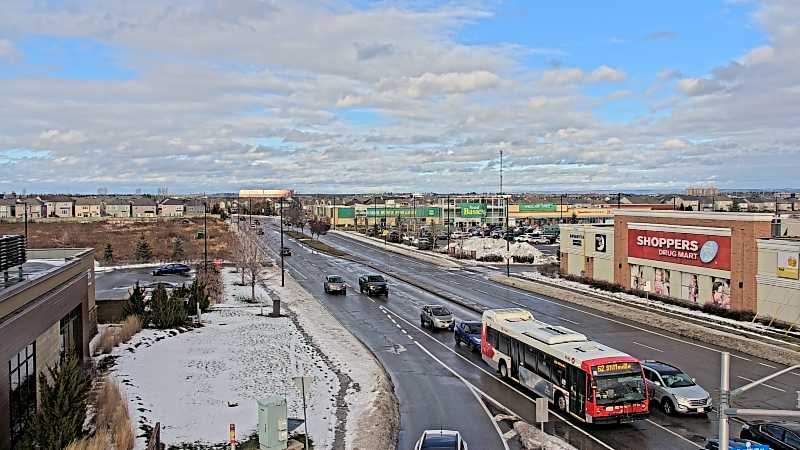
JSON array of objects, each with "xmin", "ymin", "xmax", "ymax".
[
  {"xmin": 332, "ymin": 195, "xmax": 336, "ymax": 231},
  {"xmin": 447, "ymin": 194, "xmax": 451, "ymax": 251},
  {"xmin": 203, "ymin": 195, "xmax": 208, "ymax": 275},
  {"xmin": 617, "ymin": 192, "xmax": 621, "ymax": 210},
  {"xmin": 717, "ymin": 351, "xmax": 800, "ymax": 450},
  {"xmin": 560, "ymin": 194, "xmax": 564, "ymax": 223},
  {"xmin": 505, "ymin": 195, "xmax": 510, "ymax": 277},
  {"xmin": 499, "ymin": 149, "xmax": 503, "ymax": 195},
  {"xmin": 280, "ymin": 197, "xmax": 284, "ymax": 287}
]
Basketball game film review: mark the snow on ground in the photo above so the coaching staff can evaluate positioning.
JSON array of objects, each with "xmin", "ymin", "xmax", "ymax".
[
  {"xmin": 449, "ymin": 237, "xmax": 547, "ymax": 260},
  {"xmin": 94, "ymin": 262, "xmax": 163, "ymax": 273},
  {"xmin": 518, "ymin": 271, "xmax": 800, "ymax": 343},
  {"xmin": 108, "ymin": 269, "xmax": 340, "ymax": 448}
]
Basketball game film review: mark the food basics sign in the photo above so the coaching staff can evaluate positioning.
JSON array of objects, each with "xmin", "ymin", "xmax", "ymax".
[{"xmin": 628, "ymin": 229, "xmax": 731, "ymax": 271}]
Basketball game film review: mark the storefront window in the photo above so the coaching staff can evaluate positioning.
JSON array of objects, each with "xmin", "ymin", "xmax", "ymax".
[
  {"xmin": 9, "ymin": 343, "xmax": 37, "ymax": 448},
  {"xmin": 712, "ymin": 278, "xmax": 731, "ymax": 309},
  {"xmin": 60, "ymin": 305, "xmax": 83, "ymax": 361},
  {"xmin": 681, "ymin": 272, "xmax": 700, "ymax": 304}
]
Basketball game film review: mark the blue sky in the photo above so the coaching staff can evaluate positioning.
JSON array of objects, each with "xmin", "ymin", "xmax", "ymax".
[{"xmin": 0, "ymin": 0, "xmax": 796, "ymax": 193}]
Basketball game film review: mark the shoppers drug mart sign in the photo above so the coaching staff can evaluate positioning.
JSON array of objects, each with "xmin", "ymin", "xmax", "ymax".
[{"xmin": 628, "ymin": 229, "xmax": 731, "ymax": 271}]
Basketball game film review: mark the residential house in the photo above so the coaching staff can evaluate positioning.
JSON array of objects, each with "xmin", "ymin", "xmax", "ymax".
[
  {"xmin": 666, "ymin": 195, "xmax": 702, "ymax": 211},
  {"xmin": 103, "ymin": 197, "xmax": 131, "ymax": 218},
  {"xmin": 14, "ymin": 198, "xmax": 45, "ymax": 219},
  {"xmin": 131, "ymin": 198, "xmax": 157, "ymax": 217},
  {"xmin": 159, "ymin": 198, "xmax": 185, "ymax": 217},
  {"xmin": 74, "ymin": 197, "xmax": 102, "ymax": 217},
  {"xmin": 40, "ymin": 195, "xmax": 74, "ymax": 218},
  {"xmin": 0, "ymin": 198, "xmax": 15, "ymax": 218},
  {"xmin": 184, "ymin": 199, "xmax": 206, "ymax": 216}
]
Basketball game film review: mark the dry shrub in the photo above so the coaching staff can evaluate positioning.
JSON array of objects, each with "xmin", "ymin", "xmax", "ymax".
[
  {"xmin": 96, "ymin": 315, "xmax": 142, "ymax": 356},
  {"xmin": 96, "ymin": 378, "xmax": 135, "ymax": 450},
  {"xmin": 65, "ymin": 430, "xmax": 111, "ymax": 450},
  {"xmin": 118, "ymin": 315, "xmax": 143, "ymax": 343}
]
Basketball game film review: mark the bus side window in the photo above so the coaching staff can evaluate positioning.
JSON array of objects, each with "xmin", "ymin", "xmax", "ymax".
[
  {"xmin": 487, "ymin": 327, "xmax": 498, "ymax": 347},
  {"xmin": 524, "ymin": 345, "xmax": 537, "ymax": 372},
  {"xmin": 498, "ymin": 333, "xmax": 510, "ymax": 355},
  {"xmin": 538, "ymin": 351, "xmax": 549, "ymax": 381}
]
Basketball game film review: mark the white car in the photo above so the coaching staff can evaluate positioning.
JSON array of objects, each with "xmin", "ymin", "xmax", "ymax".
[{"xmin": 414, "ymin": 430, "xmax": 468, "ymax": 450}]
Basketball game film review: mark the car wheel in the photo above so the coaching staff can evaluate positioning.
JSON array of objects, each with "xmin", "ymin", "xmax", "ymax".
[
  {"xmin": 499, "ymin": 361, "xmax": 509, "ymax": 379},
  {"xmin": 556, "ymin": 394, "xmax": 567, "ymax": 412},
  {"xmin": 454, "ymin": 335, "xmax": 460, "ymax": 347},
  {"xmin": 421, "ymin": 317, "xmax": 426, "ymax": 328},
  {"xmin": 662, "ymin": 398, "xmax": 675, "ymax": 416}
]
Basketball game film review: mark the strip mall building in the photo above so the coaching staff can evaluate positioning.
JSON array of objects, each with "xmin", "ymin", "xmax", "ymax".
[{"xmin": 560, "ymin": 211, "xmax": 800, "ymax": 319}]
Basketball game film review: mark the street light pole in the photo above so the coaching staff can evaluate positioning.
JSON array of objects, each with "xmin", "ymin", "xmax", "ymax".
[
  {"xmin": 203, "ymin": 196, "xmax": 208, "ymax": 275},
  {"xmin": 447, "ymin": 194, "xmax": 451, "ymax": 251},
  {"xmin": 505, "ymin": 195, "xmax": 510, "ymax": 277},
  {"xmin": 280, "ymin": 197, "xmax": 285, "ymax": 287}
]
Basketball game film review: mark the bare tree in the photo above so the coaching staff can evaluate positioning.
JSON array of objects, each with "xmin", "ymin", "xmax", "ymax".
[
  {"xmin": 308, "ymin": 217, "xmax": 330, "ymax": 240},
  {"xmin": 236, "ymin": 231, "xmax": 268, "ymax": 302}
]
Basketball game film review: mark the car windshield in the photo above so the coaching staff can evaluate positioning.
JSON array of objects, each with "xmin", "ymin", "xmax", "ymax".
[
  {"xmin": 430, "ymin": 306, "xmax": 451, "ymax": 316},
  {"xmin": 660, "ymin": 370, "xmax": 695, "ymax": 388},
  {"xmin": 367, "ymin": 275, "xmax": 384, "ymax": 282},
  {"xmin": 327, "ymin": 276, "xmax": 343, "ymax": 283},
  {"xmin": 463, "ymin": 323, "xmax": 481, "ymax": 334},
  {"xmin": 595, "ymin": 372, "xmax": 646, "ymax": 406},
  {"xmin": 421, "ymin": 435, "xmax": 457, "ymax": 449}
]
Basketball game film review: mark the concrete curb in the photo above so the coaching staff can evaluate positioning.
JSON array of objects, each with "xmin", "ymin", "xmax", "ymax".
[
  {"xmin": 330, "ymin": 230, "xmax": 464, "ymax": 268},
  {"xmin": 490, "ymin": 275, "xmax": 800, "ymax": 366}
]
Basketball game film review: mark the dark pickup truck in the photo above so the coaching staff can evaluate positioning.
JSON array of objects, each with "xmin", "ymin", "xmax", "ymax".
[{"xmin": 358, "ymin": 274, "xmax": 388, "ymax": 297}]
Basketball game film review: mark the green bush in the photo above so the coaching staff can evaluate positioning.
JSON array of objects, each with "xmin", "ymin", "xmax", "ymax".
[
  {"xmin": 122, "ymin": 283, "xmax": 147, "ymax": 320},
  {"xmin": 149, "ymin": 285, "xmax": 187, "ymax": 329},
  {"xmin": 477, "ymin": 254, "xmax": 504, "ymax": 262},
  {"xmin": 20, "ymin": 357, "xmax": 90, "ymax": 450}
]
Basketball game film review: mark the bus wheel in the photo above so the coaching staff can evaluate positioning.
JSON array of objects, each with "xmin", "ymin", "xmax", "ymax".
[
  {"xmin": 556, "ymin": 394, "xmax": 567, "ymax": 412},
  {"xmin": 499, "ymin": 361, "xmax": 509, "ymax": 379}
]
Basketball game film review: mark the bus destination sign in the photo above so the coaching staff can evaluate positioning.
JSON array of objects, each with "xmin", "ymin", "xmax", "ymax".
[{"xmin": 593, "ymin": 362, "xmax": 639, "ymax": 376}]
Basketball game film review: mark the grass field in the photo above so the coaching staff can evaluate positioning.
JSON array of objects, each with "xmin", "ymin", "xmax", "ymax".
[{"xmin": 0, "ymin": 218, "xmax": 233, "ymax": 265}]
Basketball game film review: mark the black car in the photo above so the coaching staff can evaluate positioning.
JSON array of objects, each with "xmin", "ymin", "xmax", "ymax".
[
  {"xmin": 358, "ymin": 274, "xmax": 388, "ymax": 296},
  {"xmin": 741, "ymin": 421, "xmax": 800, "ymax": 449},
  {"xmin": 280, "ymin": 247, "xmax": 292, "ymax": 256},
  {"xmin": 152, "ymin": 263, "xmax": 192, "ymax": 276}
]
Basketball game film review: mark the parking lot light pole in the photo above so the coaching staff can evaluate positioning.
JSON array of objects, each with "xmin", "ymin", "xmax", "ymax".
[{"xmin": 280, "ymin": 197, "xmax": 284, "ymax": 287}]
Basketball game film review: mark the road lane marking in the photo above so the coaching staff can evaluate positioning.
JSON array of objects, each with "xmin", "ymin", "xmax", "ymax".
[
  {"xmin": 557, "ymin": 316, "xmax": 580, "ymax": 325},
  {"xmin": 758, "ymin": 362, "xmax": 777, "ymax": 369},
  {"xmin": 737, "ymin": 376, "xmax": 786, "ymax": 392},
  {"xmin": 644, "ymin": 419, "xmax": 703, "ymax": 449},
  {"xmin": 385, "ymin": 308, "xmax": 615, "ymax": 450},
  {"xmin": 632, "ymin": 341, "xmax": 664, "ymax": 353}
]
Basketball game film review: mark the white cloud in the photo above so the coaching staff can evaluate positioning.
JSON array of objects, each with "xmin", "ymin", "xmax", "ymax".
[
  {"xmin": 384, "ymin": 71, "xmax": 503, "ymax": 98},
  {"xmin": 661, "ymin": 138, "xmax": 689, "ymax": 150},
  {"xmin": 739, "ymin": 45, "xmax": 775, "ymax": 66},
  {"xmin": 540, "ymin": 68, "xmax": 584, "ymax": 85},
  {"xmin": 0, "ymin": 39, "xmax": 20, "ymax": 61},
  {"xmin": 587, "ymin": 65, "xmax": 627, "ymax": 83},
  {"xmin": 676, "ymin": 77, "xmax": 725, "ymax": 96}
]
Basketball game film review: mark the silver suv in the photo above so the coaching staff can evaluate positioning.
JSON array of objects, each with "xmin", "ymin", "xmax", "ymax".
[{"xmin": 642, "ymin": 360, "xmax": 712, "ymax": 415}]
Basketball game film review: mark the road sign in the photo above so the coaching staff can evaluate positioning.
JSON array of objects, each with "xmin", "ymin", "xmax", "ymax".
[
  {"xmin": 535, "ymin": 397, "xmax": 548, "ymax": 423},
  {"xmin": 293, "ymin": 376, "xmax": 313, "ymax": 400}
]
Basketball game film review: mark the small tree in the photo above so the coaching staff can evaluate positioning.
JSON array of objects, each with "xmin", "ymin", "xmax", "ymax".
[
  {"xmin": 135, "ymin": 234, "xmax": 152, "ymax": 262},
  {"xmin": 20, "ymin": 357, "xmax": 90, "ymax": 450},
  {"xmin": 103, "ymin": 243, "xmax": 114, "ymax": 264},
  {"xmin": 237, "ymin": 232, "xmax": 266, "ymax": 302},
  {"xmin": 149, "ymin": 285, "xmax": 187, "ymax": 328},
  {"xmin": 172, "ymin": 237, "xmax": 185, "ymax": 260},
  {"xmin": 122, "ymin": 283, "xmax": 147, "ymax": 320}
]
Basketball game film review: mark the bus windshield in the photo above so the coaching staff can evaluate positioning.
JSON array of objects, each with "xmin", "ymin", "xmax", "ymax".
[{"xmin": 595, "ymin": 372, "xmax": 646, "ymax": 406}]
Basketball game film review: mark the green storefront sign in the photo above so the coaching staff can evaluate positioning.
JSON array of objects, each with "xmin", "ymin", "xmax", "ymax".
[
  {"xmin": 337, "ymin": 207, "xmax": 355, "ymax": 219},
  {"xmin": 519, "ymin": 203, "xmax": 556, "ymax": 212},
  {"xmin": 459, "ymin": 203, "xmax": 487, "ymax": 218},
  {"xmin": 365, "ymin": 207, "xmax": 441, "ymax": 218}
]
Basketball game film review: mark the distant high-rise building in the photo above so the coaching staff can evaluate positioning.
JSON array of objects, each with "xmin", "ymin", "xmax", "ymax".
[{"xmin": 686, "ymin": 185, "xmax": 719, "ymax": 197}]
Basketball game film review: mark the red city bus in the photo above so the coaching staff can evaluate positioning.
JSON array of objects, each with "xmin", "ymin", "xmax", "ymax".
[{"xmin": 481, "ymin": 308, "xmax": 649, "ymax": 424}]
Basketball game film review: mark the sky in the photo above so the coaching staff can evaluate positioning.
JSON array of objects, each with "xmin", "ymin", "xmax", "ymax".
[{"xmin": 1, "ymin": 0, "xmax": 799, "ymax": 194}]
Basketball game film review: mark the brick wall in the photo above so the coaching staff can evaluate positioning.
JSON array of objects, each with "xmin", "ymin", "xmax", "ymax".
[{"xmin": 614, "ymin": 214, "xmax": 772, "ymax": 312}]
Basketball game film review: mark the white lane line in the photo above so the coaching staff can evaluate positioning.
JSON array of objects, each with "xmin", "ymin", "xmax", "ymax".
[
  {"xmin": 557, "ymin": 316, "xmax": 580, "ymax": 325},
  {"xmin": 386, "ymin": 307, "xmax": 615, "ymax": 450},
  {"xmin": 737, "ymin": 376, "xmax": 786, "ymax": 392},
  {"xmin": 632, "ymin": 341, "xmax": 664, "ymax": 353},
  {"xmin": 413, "ymin": 340, "xmax": 510, "ymax": 450},
  {"xmin": 396, "ymin": 324, "xmax": 403, "ymax": 330},
  {"xmin": 645, "ymin": 419, "xmax": 704, "ymax": 449},
  {"xmin": 759, "ymin": 362, "xmax": 777, "ymax": 369}
]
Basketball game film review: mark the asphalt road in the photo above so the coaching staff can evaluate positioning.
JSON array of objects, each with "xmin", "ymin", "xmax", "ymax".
[{"xmin": 254, "ymin": 219, "xmax": 800, "ymax": 449}]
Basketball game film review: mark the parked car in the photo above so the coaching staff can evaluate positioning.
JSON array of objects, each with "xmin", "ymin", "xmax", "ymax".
[
  {"xmin": 280, "ymin": 247, "xmax": 292, "ymax": 256},
  {"xmin": 529, "ymin": 237, "xmax": 549, "ymax": 245},
  {"xmin": 454, "ymin": 321, "xmax": 481, "ymax": 352},
  {"xmin": 416, "ymin": 238, "xmax": 432, "ymax": 250},
  {"xmin": 256, "ymin": 229, "xmax": 264, "ymax": 235},
  {"xmin": 413, "ymin": 430, "xmax": 468, "ymax": 450},
  {"xmin": 420, "ymin": 304, "xmax": 455, "ymax": 331},
  {"xmin": 323, "ymin": 275, "xmax": 347, "ymax": 295},
  {"xmin": 253, "ymin": 219, "xmax": 260, "ymax": 225},
  {"xmin": 387, "ymin": 230, "xmax": 400, "ymax": 243},
  {"xmin": 358, "ymin": 274, "xmax": 388, "ymax": 296},
  {"xmin": 705, "ymin": 438, "xmax": 768, "ymax": 450},
  {"xmin": 741, "ymin": 421, "xmax": 800, "ymax": 449},
  {"xmin": 152, "ymin": 263, "xmax": 192, "ymax": 276},
  {"xmin": 642, "ymin": 360, "xmax": 712, "ymax": 415}
]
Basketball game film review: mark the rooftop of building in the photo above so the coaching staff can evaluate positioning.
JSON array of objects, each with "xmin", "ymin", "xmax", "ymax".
[
  {"xmin": 0, "ymin": 248, "xmax": 94, "ymax": 300},
  {"xmin": 613, "ymin": 210, "xmax": 775, "ymax": 221}
]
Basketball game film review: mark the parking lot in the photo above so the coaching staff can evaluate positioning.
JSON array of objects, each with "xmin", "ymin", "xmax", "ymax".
[{"xmin": 95, "ymin": 267, "xmax": 194, "ymax": 300}]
